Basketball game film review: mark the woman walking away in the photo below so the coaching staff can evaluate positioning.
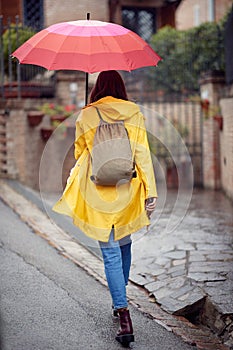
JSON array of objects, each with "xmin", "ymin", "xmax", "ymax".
[{"xmin": 53, "ymin": 70, "xmax": 157, "ymax": 347}]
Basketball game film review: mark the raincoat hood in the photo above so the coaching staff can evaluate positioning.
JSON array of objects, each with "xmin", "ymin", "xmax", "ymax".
[{"xmin": 84, "ymin": 96, "xmax": 141, "ymax": 122}]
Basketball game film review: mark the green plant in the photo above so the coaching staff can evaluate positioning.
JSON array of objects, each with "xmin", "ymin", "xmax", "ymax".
[
  {"xmin": 38, "ymin": 103, "xmax": 76, "ymax": 117},
  {"xmin": 3, "ymin": 24, "xmax": 36, "ymax": 79},
  {"xmin": 149, "ymin": 19, "xmax": 226, "ymax": 93}
]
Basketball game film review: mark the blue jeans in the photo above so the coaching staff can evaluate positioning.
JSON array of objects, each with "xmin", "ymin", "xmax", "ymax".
[{"xmin": 99, "ymin": 229, "xmax": 132, "ymax": 310}]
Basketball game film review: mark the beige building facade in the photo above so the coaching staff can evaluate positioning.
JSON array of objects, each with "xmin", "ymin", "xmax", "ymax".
[
  {"xmin": 176, "ymin": 0, "xmax": 232, "ymax": 29},
  {"xmin": 43, "ymin": 0, "xmax": 109, "ymax": 25}
]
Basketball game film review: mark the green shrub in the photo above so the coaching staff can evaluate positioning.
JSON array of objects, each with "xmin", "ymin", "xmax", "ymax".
[
  {"xmin": 150, "ymin": 20, "xmax": 226, "ymax": 93},
  {"xmin": 3, "ymin": 24, "xmax": 36, "ymax": 79}
]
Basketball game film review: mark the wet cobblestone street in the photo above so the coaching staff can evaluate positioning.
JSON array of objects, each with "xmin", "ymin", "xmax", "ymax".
[
  {"xmin": 1, "ymin": 180, "xmax": 232, "ymax": 348},
  {"xmin": 131, "ymin": 188, "xmax": 233, "ymax": 346}
]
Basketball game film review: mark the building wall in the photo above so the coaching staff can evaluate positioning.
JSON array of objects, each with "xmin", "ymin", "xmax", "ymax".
[
  {"xmin": 220, "ymin": 97, "xmax": 233, "ymax": 200},
  {"xmin": 216, "ymin": 0, "xmax": 233, "ymax": 21},
  {"xmin": 0, "ymin": 0, "xmax": 178, "ymax": 29},
  {"xmin": 0, "ymin": 0, "xmax": 22, "ymax": 24},
  {"xmin": 44, "ymin": 0, "xmax": 109, "ymax": 26},
  {"xmin": 176, "ymin": 0, "xmax": 232, "ymax": 29},
  {"xmin": 1, "ymin": 98, "xmax": 76, "ymax": 192}
]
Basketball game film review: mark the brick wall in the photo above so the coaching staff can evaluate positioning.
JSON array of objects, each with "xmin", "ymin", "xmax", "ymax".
[
  {"xmin": 220, "ymin": 97, "xmax": 233, "ymax": 200},
  {"xmin": 3, "ymin": 100, "xmax": 47, "ymax": 188},
  {"xmin": 199, "ymin": 73, "xmax": 233, "ymax": 201},
  {"xmin": 203, "ymin": 117, "xmax": 221, "ymax": 189},
  {"xmin": 199, "ymin": 72, "xmax": 225, "ymax": 191},
  {"xmin": 176, "ymin": 0, "xmax": 232, "ymax": 29},
  {"xmin": 44, "ymin": 0, "xmax": 109, "ymax": 26},
  {"xmin": 56, "ymin": 72, "xmax": 87, "ymax": 107},
  {"xmin": 215, "ymin": 0, "xmax": 233, "ymax": 21},
  {"xmin": 1, "ymin": 99, "xmax": 76, "ymax": 192},
  {"xmin": 39, "ymin": 124, "xmax": 76, "ymax": 193}
]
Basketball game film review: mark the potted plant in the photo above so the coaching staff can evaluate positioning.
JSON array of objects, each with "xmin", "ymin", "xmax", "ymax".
[
  {"xmin": 39, "ymin": 103, "xmax": 77, "ymax": 141},
  {"xmin": 200, "ymin": 98, "xmax": 223, "ymax": 130},
  {"xmin": 38, "ymin": 103, "xmax": 77, "ymax": 126},
  {"xmin": 40, "ymin": 127, "xmax": 54, "ymax": 141},
  {"xmin": 27, "ymin": 111, "xmax": 44, "ymax": 127}
]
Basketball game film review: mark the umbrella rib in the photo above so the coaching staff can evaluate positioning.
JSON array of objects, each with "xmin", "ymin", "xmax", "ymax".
[
  {"xmin": 47, "ymin": 23, "xmax": 87, "ymax": 70},
  {"xmin": 94, "ymin": 25, "xmax": 132, "ymax": 72}
]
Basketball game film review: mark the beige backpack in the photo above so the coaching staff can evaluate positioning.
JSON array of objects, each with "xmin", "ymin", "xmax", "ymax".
[{"xmin": 90, "ymin": 107, "xmax": 136, "ymax": 186}]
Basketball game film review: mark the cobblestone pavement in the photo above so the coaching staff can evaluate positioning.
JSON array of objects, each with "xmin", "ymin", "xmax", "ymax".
[
  {"xmin": 0, "ymin": 180, "xmax": 232, "ymax": 349},
  {"xmin": 131, "ymin": 188, "xmax": 233, "ymax": 348}
]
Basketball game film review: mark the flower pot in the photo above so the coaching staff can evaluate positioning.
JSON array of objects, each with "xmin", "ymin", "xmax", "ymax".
[
  {"xmin": 40, "ymin": 127, "xmax": 54, "ymax": 141},
  {"xmin": 213, "ymin": 115, "xmax": 223, "ymax": 131},
  {"xmin": 27, "ymin": 112, "xmax": 44, "ymax": 127},
  {"xmin": 50, "ymin": 115, "xmax": 67, "ymax": 126},
  {"xmin": 166, "ymin": 165, "xmax": 178, "ymax": 189}
]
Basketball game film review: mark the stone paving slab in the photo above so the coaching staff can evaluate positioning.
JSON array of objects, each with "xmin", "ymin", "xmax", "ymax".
[
  {"xmin": 0, "ymin": 180, "xmax": 232, "ymax": 349},
  {"xmin": 130, "ymin": 189, "xmax": 233, "ymax": 348}
]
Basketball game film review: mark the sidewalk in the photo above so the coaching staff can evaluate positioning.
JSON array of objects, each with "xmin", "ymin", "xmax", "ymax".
[{"xmin": 0, "ymin": 179, "xmax": 232, "ymax": 349}]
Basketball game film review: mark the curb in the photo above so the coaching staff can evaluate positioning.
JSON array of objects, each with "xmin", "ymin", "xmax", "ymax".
[{"xmin": 0, "ymin": 180, "xmax": 230, "ymax": 350}]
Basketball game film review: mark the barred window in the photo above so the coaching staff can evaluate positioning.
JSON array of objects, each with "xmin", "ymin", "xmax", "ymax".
[
  {"xmin": 122, "ymin": 7, "xmax": 156, "ymax": 42},
  {"xmin": 23, "ymin": 0, "xmax": 44, "ymax": 30}
]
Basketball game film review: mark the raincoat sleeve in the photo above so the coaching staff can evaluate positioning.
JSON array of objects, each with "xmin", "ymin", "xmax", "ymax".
[
  {"xmin": 74, "ymin": 113, "xmax": 87, "ymax": 160},
  {"xmin": 134, "ymin": 113, "xmax": 157, "ymax": 199}
]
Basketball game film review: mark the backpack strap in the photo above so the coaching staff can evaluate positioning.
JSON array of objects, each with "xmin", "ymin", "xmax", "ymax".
[
  {"xmin": 95, "ymin": 107, "xmax": 108, "ymax": 124},
  {"xmin": 95, "ymin": 107, "xmax": 125, "ymax": 125}
]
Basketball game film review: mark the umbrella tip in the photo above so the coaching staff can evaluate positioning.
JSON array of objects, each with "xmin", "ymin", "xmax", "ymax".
[{"xmin": 87, "ymin": 13, "xmax": 90, "ymax": 20}]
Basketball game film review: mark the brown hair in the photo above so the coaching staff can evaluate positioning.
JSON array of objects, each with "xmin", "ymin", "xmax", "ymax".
[{"xmin": 90, "ymin": 70, "xmax": 128, "ymax": 103}]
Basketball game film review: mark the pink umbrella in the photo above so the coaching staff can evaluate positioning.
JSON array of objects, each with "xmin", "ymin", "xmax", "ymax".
[{"xmin": 12, "ymin": 15, "xmax": 161, "ymax": 104}]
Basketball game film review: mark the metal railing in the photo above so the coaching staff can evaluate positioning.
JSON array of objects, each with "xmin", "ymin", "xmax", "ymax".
[{"xmin": 0, "ymin": 16, "xmax": 55, "ymax": 100}]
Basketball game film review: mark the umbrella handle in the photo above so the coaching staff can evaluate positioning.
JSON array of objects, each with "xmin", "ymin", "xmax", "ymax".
[
  {"xmin": 85, "ymin": 72, "xmax": 89, "ymax": 106},
  {"xmin": 85, "ymin": 13, "xmax": 90, "ymax": 105},
  {"xmin": 85, "ymin": 12, "xmax": 91, "ymax": 106}
]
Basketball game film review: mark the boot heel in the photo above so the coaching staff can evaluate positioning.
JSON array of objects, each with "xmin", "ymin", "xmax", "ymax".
[
  {"xmin": 116, "ymin": 333, "xmax": 134, "ymax": 346},
  {"xmin": 116, "ymin": 308, "xmax": 134, "ymax": 346}
]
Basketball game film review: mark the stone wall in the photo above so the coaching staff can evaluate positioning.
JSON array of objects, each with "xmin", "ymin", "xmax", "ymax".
[
  {"xmin": 200, "ymin": 72, "xmax": 225, "ymax": 191},
  {"xmin": 220, "ymin": 97, "xmax": 233, "ymax": 200},
  {"xmin": 199, "ymin": 72, "xmax": 233, "ymax": 201},
  {"xmin": 202, "ymin": 117, "xmax": 221, "ymax": 189},
  {"xmin": 0, "ymin": 98, "xmax": 76, "ymax": 193},
  {"xmin": 56, "ymin": 72, "xmax": 88, "ymax": 107}
]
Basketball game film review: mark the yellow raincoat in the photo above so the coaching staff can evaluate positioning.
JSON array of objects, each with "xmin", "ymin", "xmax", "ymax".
[{"xmin": 53, "ymin": 96, "xmax": 157, "ymax": 242}]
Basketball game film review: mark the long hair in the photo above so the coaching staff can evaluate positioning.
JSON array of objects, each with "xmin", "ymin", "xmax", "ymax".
[{"xmin": 90, "ymin": 70, "xmax": 128, "ymax": 103}]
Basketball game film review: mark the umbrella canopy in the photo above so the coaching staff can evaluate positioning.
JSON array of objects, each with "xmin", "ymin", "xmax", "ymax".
[
  {"xmin": 12, "ymin": 19, "xmax": 161, "ymax": 73},
  {"xmin": 12, "ymin": 18, "xmax": 161, "ymax": 104}
]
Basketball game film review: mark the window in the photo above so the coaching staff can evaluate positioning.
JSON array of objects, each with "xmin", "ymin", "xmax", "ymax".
[
  {"xmin": 23, "ymin": 0, "xmax": 44, "ymax": 30},
  {"xmin": 208, "ymin": 0, "xmax": 215, "ymax": 22},
  {"xmin": 122, "ymin": 7, "xmax": 156, "ymax": 42},
  {"xmin": 194, "ymin": 4, "xmax": 200, "ymax": 27}
]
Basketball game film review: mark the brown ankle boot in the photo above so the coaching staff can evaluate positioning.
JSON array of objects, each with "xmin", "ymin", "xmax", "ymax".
[{"xmin": 116, "ymin": 308, "xmax": 134, "ymax": 346}]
